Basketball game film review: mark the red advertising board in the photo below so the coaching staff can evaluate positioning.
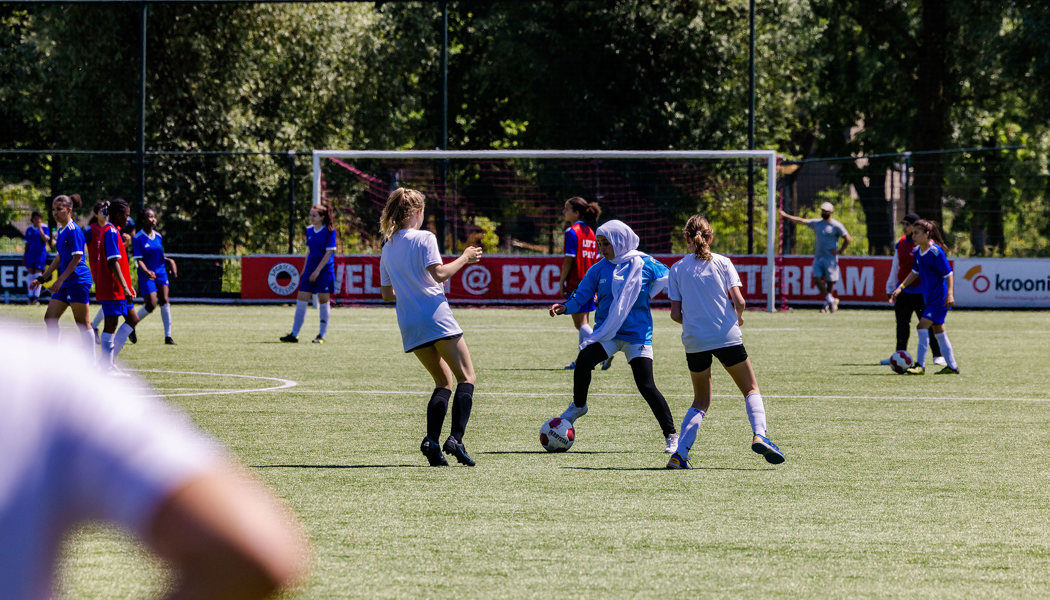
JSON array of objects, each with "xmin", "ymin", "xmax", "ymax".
[{"xmin": 242, "ymin": 254, "xmax": 900, "ymax": 306}]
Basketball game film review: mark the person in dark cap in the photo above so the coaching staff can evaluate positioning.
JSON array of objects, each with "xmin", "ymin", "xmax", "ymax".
[{"xmin": 882, "ymin": 213, "xmax": 944, "ymax": 366}]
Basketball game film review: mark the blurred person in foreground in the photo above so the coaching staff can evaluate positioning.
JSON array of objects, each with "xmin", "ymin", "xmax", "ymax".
[{"xmin": 0, "ymin": 321, "xmax": 310, "ymax": 600}]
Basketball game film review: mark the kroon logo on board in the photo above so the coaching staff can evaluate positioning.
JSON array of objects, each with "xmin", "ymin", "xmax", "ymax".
[{"xmin": 963, "ymin": 264, "xmax": 990, "ymax": 294}]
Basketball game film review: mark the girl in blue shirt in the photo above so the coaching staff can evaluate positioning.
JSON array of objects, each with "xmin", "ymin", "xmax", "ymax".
[
  {"xmin": 549, "ymin": 220, "xmax": 678, "ymax": 453},
  {"xmin": 889, "ymin": 219, "xmax": 960, "ymax": 374},
  {"xmin": 23, "ymin": 211, "xmax": 51, "ymax": 305},
  {"xmin": 133, "ymin": 208, "xmax": 179, "ymax": 345},
  {"xmin": 30, "ymin": 194, "xmax": 94, "ymax": 352},
  {"xmin": 281, "ymin": 205, "xmax": 337, "ymax": 344}
]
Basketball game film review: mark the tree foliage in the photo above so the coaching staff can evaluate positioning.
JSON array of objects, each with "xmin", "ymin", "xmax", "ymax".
[{"xmin": 1, "ymin": 0, "xmax": 1046, "ymax": 259}]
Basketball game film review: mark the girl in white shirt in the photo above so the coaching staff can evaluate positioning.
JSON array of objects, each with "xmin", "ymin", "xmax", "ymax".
[
  {"xmin": 379, "ymin": 188, "xmax": 482, "ymax": 467},
  {"xmin": 665, "ymin": 215, "xmax": 785, "ymax": 469}
]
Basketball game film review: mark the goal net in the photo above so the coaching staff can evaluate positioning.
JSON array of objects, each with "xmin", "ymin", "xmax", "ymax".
[{"xmin": 311, "ymin": 150, "xmax": 779, "ymax": 311}]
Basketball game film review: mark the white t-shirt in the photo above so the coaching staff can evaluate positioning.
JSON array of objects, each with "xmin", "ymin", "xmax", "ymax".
[
  {"xmin": 0, "ymin": 324, "xmax": 220, "ymax": 600},
  {"xmin": 668, "ymin": 253, "xmax": 744, "ymax": 353},
  {"xmin": 379, "ymin": 228, "xmax": 463, "ymax": 352}
]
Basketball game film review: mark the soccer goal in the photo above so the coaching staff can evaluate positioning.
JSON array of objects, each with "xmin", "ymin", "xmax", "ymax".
[{"xmin": 311, "ymin": 149, "xmax": 779, "ymax": 311}]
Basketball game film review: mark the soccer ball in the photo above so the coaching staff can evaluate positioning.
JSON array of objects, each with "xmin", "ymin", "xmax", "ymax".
[
  {"xmin": 539, "ymin": 417, "xmax": 575, "ymax": 452},
  {"xmin": 889, "ymin": 350, "xmax": 913, "ymax": 374}
]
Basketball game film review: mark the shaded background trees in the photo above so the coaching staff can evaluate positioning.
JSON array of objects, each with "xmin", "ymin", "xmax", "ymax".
[{"xmin": 1, "ymin": 0, "xmax": 1046, "ymax": 258}]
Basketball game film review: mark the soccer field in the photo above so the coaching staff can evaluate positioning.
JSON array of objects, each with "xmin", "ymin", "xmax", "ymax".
[{"xmin": 3, "ymin": 304, "xmax": 1049, "ymax": 599}]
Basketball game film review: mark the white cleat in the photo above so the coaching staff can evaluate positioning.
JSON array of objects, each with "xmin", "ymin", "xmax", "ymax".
[
  {"xmin": 560, "ymin": 401, "xmax": 588, "ymax": 424},
  {"xmin": 664, "ymin": 432, "xmax": 679, "ymax": 454}
]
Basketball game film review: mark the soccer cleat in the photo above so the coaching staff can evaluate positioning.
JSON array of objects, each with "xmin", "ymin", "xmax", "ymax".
[
  {"xmin": 830, "ymin": 297, "xmax": 840, "ymax": 312},
  {"xmin": 128, "ymin": 330, "xmax": 137, "ymax": 344},
  {"xmin": 312, "ymin": 336, "xmax": 325, "ymax": 344},
  {"xmin": 935, "ymin": 366, "xmax": 960, "ymax": 375},
  {"xmin": 600, "ymin": 355, "xmax": 614, "ymax": 370},
  {"xmin": 164, "ymin": 336, "xmax": 177, "ymax": 346},
  {"xmin": 932, "ymin": 356, "xmax": 948, "ymax": 367},
  {"xmin": 664, "ymin": 432, "xmax": 679, "ymax": 454},
  {"xmin": 92, "ymin": 327, "xmax": 101, "ymax": 345},
  {"xmin": 280, "ymin": 334, "xmax": 298, "ymax": 343},
  {"xmin": 442, "ymin": 436, "xmax": 476, "ymax": 467},
  {"xmin": 420, "ymin": 436, "xmax": 448, "ymax": 467},
  {"xmin": 564, "ymin": 361, "xmax": 576, "ymax": 370},
  {"xmin": 905, "ymin": 364, "xmax": 925, "ymax": 375},
  {"xmin": 560, "ymin": 401, "xmax": 588, "ymax": 424},
  {"xmin": 751, "ymin": 435, "xmax": 786, "ymax": 464},
  {"xmin": 666, "ymin": 453, "xmax": 691, "ymax": 469},
  {"xmin": 819, "ymin": 303, "xmax": 829, "ymax": 313},
  {"xmin": 879, "ymin": 357, "xmax": 892, "ymax": 366}
]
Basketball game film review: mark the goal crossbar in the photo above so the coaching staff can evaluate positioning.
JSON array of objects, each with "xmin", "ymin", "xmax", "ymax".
[{"xmin": 311, "ymin": 149, "xmax": 778, "ymax": 312}]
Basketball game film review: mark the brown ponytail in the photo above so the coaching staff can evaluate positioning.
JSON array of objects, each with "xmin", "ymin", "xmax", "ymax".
[
  {"xmin": 913, "ymin": 219, "xmax": 946, "ymax": 247},
  {"xmin": 380, "ymin": 188, "xmax": 426, "ymax": 241},
  {"xmin": 314, "ymin": 203, "xmax": 334, "ymax": 229},
  {"xmin": 565, "ymin": 196, "xmax": 602, "ymax": 223},
  {"xmin": 683, "ymin": 215, "xmax": 713, "ymax": 261}
]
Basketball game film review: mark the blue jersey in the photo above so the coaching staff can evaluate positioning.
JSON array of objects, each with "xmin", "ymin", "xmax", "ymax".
[
  {"xmin": 563, "ymin": 256, "xmax": 669, "ymax": 345},
  {"xmin": 23, "ymin": 224, "xmax": 50, "ymax": 270},
  {"xmin": 304, "ymin": 225, "xmax": 337, "ymax": 276},
  {"xmin": 133, "ymin": 231, "xmax": 167, "ymax": 276},
  {"xmin": 911, "ymin": 243, "xmax": 952, "ymax": 308},
  {"xmin": 55, "ymin": 222, "xmax": 92, "ymax": 288}
]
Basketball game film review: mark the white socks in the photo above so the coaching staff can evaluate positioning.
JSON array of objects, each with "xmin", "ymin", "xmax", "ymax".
[
  {"xmin": 745, "ymin": 393, "xmax": 767, "ymax": 437},
  {"xmin": 113, "ymin": 323, "xmax": 134, "ymax": 358},
  {"xmin": 676, "ymin": 407, "xmax": 706, "ymax": 461},
  {"xmin": 160, "ymin": 304, "xmax": 173, "ymax": 337},
  {"xmin": 100, "ymin": 332, "xmax": 114, "ymax": 366},
  {"xmin": 915, "ymin": 329, "xmax": 930, "ymax": 366},
  {"xmin": 934, "ymin": 331, "xmax": 958, "ymax": 370},
  {"xmin": 578, "ymin": 323, "xmax": 592, "ymax": 346},
  {"xmin": 291, "ymin": 300, "xmax": 308, "ymax": 336},
  {"xmin": 318, "ymin": 302, "xmax": 330, "ymax": 338}
]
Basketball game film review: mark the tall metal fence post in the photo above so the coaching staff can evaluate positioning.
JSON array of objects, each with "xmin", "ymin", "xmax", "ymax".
[{"xmin": 288, "ymin": 150, "xmax": 296, "ymax": 254}]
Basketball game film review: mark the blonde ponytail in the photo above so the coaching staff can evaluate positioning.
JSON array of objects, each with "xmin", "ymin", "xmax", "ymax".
[
  {"xmin": 379, "ymin": 188, "xmax": 426, "ymax": 241},
  {"xmin": 683, "ymin": 215, "xmax": 713, "ymax": 261}
]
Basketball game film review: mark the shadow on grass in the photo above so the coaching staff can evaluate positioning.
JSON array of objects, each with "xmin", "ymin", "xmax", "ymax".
[
  {"xmin": 562, "ymin": 465, "xmax": 774, "ymax": 472},
  {"xmin": 253, "ymin": 464, "xmax": 425, "ymax": 469},
  {"xmin": 479, "ymin": 450, "xmax": 638, "ymax": 455}
]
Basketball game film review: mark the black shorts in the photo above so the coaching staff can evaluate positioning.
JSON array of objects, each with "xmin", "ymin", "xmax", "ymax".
[
  {"xmin": 686, "ymin": 344, "xmax": 748, "ymax": 372},
  {"xmin": 407, "ymin": 333, "xmax": 463, "ymax": 353}
]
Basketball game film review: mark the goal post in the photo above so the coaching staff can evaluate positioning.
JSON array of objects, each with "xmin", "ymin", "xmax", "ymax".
[{"xmin": 311, "ymin": 149, "xmax": 779, "ymax": 311}]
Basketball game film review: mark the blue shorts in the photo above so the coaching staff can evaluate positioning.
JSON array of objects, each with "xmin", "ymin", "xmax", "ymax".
[
  {"xmin": 298, "ymin": 269, "xmax": 335, "ymax": 295},
  {"xmin": 139, "ymin": 268, "xmax": 169, "ymax": 296},
  {"xmin": 812, "ymin": 256, "xmax": 840, "ymax": 283},
  {"xmin": 52, "ymin": 282, "xmax": 90, "ymax": 305},
  {"xmin": 922, "ymin": 303, "xmax": 949, "ymax": 325},
  {"xmin": 100, "ymin": 298, "xmax": 133, "ymax": 317}
]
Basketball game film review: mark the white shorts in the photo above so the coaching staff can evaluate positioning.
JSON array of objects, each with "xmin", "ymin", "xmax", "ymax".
[{"xmin": 599, "ymin": 338, "xmax": 654, "ymax": 361}]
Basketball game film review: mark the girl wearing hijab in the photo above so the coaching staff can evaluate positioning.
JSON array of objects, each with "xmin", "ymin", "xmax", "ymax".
[{"xmin": 548, "ymin": 220, "xmax": 678, "ymax": 453}]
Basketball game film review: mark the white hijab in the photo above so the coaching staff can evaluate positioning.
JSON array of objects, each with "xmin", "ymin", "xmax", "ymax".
[{"xmin": 580, "ymin": 220, "xmax": 667, "ymax": 349}]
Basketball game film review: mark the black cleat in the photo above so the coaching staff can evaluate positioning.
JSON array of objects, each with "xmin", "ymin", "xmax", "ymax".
[
  {"xmin": 280, "ymin": 334, "xmax": 298, "ymax": 343},
  {"xmin": 442, "ymin": 436, "xmax": 476, "ymax": 467},
  {"xmin": 128, "ymin": 330, "xmax": 137, "ymax": 344},
  {"xmin": 164, "ymin": 336, "xmax": 177, "ymax": 345},
  {"xmin": 420, "ymin": 436, "xmax": 448, "ymax": 466}
]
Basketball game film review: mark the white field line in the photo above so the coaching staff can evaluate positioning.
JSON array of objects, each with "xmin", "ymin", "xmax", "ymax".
[
  {"xmin": 132, "ymin": 370, "xmax": 1049, "ymax": 404},
  {"xmin": 289, "ymin": 389, "xmax": 1050, "ymax": 403},
  {"xmin": 138, "ymin": 369, "xmax": 297, "ymax": 398}
]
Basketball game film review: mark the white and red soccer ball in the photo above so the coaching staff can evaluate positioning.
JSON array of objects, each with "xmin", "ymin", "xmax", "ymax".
[
  {"xmin": 539, "ymin": 417, "xmax": 575, "ymax": 452},
  {"xmin": 889, "ymin": 350, "xmax": 913, "ymax": 374}
]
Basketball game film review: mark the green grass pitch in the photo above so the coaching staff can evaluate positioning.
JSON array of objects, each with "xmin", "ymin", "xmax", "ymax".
[{"xmin": 2, "ymin": 304, "xmax": 1049, "ymax": 598}]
